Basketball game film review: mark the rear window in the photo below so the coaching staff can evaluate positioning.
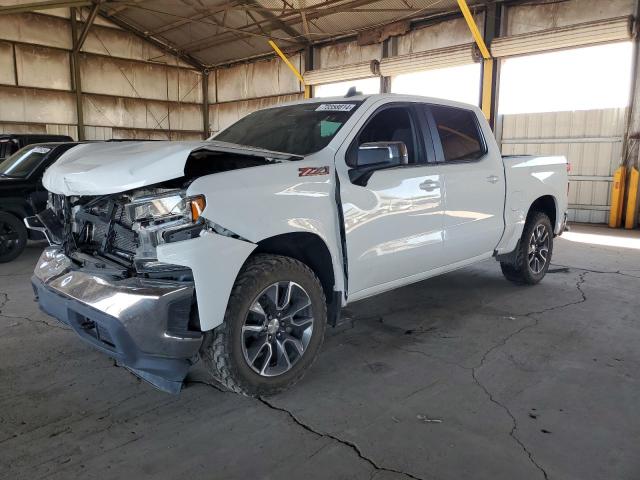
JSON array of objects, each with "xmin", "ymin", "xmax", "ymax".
[
  {"xmin": 430, "ymin": 105, "xmax": 486, "ymax": 162},
  {"xmin": 0, "ymin": 145, "xmax": 52, "ymax": 178}
]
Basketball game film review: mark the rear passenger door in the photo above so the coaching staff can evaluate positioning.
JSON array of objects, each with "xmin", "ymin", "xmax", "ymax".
[{"xmin": 424, "ymin": 104, "xmax": 505, "ymax": 264}]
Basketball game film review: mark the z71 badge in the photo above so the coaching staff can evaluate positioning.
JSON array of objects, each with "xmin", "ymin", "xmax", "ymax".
[{"xmin": 298, "ymin": 166, "xmax": 330, "ymax": 177}]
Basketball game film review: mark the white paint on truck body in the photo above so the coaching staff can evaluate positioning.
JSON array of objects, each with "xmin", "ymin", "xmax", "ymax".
[{"xmin": 40, "ymin": 94, "xmax": 569, "ymax": 330}]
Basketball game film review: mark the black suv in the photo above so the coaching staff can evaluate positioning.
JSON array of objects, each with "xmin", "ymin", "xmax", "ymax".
[
  {"xmin": 0, "ymin": 134, "xmax": 73, "ymax": 161},
  {"xmin": 0, "ymin": 142, "xmax": 80, "ymax": 262}
]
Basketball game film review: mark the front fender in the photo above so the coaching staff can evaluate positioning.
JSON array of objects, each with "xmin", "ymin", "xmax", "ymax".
[
  {"xmin": 157, "ymin": 232, "xmax": 256, "ymax": 331},
  {"xmin": 186, "ymin": 160, "xmax": 346, "ymax": 296}
]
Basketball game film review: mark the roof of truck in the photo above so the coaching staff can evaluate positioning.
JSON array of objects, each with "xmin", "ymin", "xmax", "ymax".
[{"xmin": 266, "ymin": 93, "xmax": 482, "ymax": 114}]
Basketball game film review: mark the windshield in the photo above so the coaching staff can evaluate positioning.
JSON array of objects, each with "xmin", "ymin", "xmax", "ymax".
[
  {"xmin": 214, "ymin": 101, "xmax": 362, "ymax": 155},
  {"xmin": 0, "ymin": 145, "xmax": 52, "ymax": 178}
]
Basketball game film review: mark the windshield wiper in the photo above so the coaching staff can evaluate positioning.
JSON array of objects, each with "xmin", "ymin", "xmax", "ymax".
[{"xmin": 0, "ymin": 173, "xmax": 19, "ymax": 178}]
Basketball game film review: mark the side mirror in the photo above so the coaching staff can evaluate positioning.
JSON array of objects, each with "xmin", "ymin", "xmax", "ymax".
[{"xmin": 356, "ymin": 141, "xmax": 409, "ymax": 168}]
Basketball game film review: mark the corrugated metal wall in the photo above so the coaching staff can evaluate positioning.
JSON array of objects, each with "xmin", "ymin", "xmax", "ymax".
[
  {"xmin": 396, "ymin": 15, "xmax": 483, "ymax": 55},
  {"xmin": 501, "ymin": 108, "xmax": 627, "ymax": 223},
  {"xmin": 316, "ymin": 39, "xmax": 381, "ymax": 69},
  {"xmin": 209, "ymin": 55, "xmax": 305, "ymax": 135},
  {"xmin": 0, "ymin": 10, "xmax": 204, "ymax": 141},
  {"xmin": 504, "ymin": 0, "xmax": 635, "ymax": 36}
]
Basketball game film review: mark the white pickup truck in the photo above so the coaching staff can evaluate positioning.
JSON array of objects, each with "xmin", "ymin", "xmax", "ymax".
[{"xmin": 28, "ymin": 94, "xmax": 568, "ymax": 395}]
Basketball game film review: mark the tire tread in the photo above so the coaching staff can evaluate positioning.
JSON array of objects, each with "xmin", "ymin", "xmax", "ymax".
[
  {"xmin": 201, "ymin": 254, "xmax": 327, "ymax": 396},
  {"xmin": 500, "ymin": 211, "xmax": 553, "ymax": 285}
]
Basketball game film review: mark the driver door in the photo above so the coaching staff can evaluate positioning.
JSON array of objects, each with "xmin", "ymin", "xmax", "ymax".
[{"xmin": 336, "ymin": 102, "xmax": 446, "ymax": 299}]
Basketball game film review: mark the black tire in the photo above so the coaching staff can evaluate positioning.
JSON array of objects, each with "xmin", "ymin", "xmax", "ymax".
[
  {"xmin": 500, "ymin": 211, "xmax": 553, "ymax": 285},
  {"xmin": 200, "ymin": 254, "xmax": 327, "ymax": 396},
  {"xmin": 0, "ymin": 212, "xmax": 27, "ymax": 263}
]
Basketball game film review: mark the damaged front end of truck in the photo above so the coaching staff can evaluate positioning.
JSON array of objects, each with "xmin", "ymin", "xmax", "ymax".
[{"xmin": 27, "ymin": 141, "xmax": 300, "ymax": 393}]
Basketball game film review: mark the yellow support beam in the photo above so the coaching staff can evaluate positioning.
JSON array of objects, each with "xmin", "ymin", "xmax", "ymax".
[
  {"xmin": 458, "ymin": 0, "xmax": 492, "ymax": 120},
  {"xmin": 268, "ymin": 40, "xmax": 308, "ymax": 98},
  {"xmin": 625, "ymin": 167, "xmax": 639, "ymax": 229},
  {"xmin": 609, "ymin": 166, "xmax": 627, "ymax": 228},
  {"xmin": 457, "ymin": 0, "xmax": 491, "ymax": 60},
  {"xmin": 481, "ymin": 58, "xmax": 493, "ymax": 120}
]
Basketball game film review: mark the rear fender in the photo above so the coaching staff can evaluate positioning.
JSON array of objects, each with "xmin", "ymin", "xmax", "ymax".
[{"xmin": 496, "ymin": 155, "xmax": 567, "ymax": 255}]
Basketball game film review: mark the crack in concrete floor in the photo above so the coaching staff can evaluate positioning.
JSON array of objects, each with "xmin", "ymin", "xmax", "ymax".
[
  {"xmin": 468, "ymin": 272, "xmax": 588, "ymax": 480},
  {"xmin": 183, "ymin": 378, "xmax": 427, "ymax": 480},
  {"xmin": 4, "ymin": 255, "xmax": 636, "ymax": 479},
  {"xmin": 0, "ymin": 292, "xmax": 70, "ymax": 331}
]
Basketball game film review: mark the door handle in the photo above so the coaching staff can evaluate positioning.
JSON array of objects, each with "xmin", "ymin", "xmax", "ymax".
[
  {"xmin": 419, "ymin": 180, "xmax": 439, "ymax": 192},
  {"xmin": 486, "ymin": 175, "xmax": 499, "ymax": 184}
]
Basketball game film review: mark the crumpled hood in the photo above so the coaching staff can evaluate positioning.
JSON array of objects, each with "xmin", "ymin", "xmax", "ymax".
[{"xmin": 43, "ymin": 140, "xmax": 300, "ymax": 196}]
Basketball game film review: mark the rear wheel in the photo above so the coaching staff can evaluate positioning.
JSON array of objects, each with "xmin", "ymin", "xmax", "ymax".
[
  {"xmin": 201, "ymin": 254, "xmax": 327, "ymax": 396},
  {"xmin": 0, "ymin": 212, "xmax": 27, "ymax": 263},
  {"xmin": 500, "ymin": 211, "xmax": 553, "ymax": 285}
]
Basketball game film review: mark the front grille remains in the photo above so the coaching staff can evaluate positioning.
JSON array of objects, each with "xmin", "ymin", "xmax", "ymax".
[{"xmin": 74, "ymin": 196, "xmax": 139, "ymax": 262}]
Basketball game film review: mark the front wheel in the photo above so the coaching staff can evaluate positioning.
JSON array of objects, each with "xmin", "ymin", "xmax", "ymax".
[
  {"xmin": 201, "ymin": 254, "xmax": 327, "ymax": 396},
  {"xmin": 0, "ymin": 212, "xmax": 28, "ymax": 263},
  {"xmin": 500, "ymin": 211, "xmax": 553, "ymax": 285}
]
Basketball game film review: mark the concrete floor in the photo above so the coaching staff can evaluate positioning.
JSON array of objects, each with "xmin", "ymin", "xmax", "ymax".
[{"xmin": 1, "ymin": 224, "xmax": 639, "ymax": 480}]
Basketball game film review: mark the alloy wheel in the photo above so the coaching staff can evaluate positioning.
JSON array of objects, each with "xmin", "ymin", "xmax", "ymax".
[
  {"xmin": 528, "ymin": 223, "xmax": 550, "ymax": 274},
  {"xmin": 241, "ymin": 281, "xmax": 314, "ymax": 377},
  {"xmin": 0, "ymin": 220, "xmax": 20, "ymax": 256}
]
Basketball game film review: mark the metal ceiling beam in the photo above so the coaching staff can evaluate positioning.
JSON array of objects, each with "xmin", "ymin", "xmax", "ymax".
[
  {"xmin": 241, "ymin": 0, "xmax": 306, "ymax": 43},
  {"xmin": 101, "ymin": 0, "xmax": 146, "ymax": 16},
  {"xmin": 148, "ymin": 9, "xmax": 214, "ymax": 36},
  {"xmin": 97, "ymin": 9, "xmax": 207, "ymax": 70},
  {"xmin": 75, "ymin": 1, "xmax": 102, "ymax": 51},
  {"xmin": 144, "ymin": 0, "xmax": 430, "ymax": 35},
  {"xmin": 185, "ymin": 0, "xmax": 410, "ymax": 54},
  {"xmin": 0, "ymin": 0, "xmax": 90, "ymax": 14},
  {"xmin": 0, "ymin": 0, "xmax": 137, "ymax": 15},
  {"xmin": 181, "ymin": 0, "xmax": 364, "ymax": 53}
]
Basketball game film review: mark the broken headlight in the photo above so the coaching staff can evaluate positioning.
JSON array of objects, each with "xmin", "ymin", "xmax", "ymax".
[
  {"xmin": 127, "ymin": 190, "xmax": 205, "ymax": 223},
  {"xmin": 128, "ymin": 190, "xmax": 206, "ymax": 270}
]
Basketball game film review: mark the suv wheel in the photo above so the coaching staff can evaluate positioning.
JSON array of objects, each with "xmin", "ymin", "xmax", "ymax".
[
  {"xmin": 201, "ymin": 254, "xmax": 327, "ymax": 396},
  {"xmin": 0, "ymin": 212, "xmax": 27, "ymax": 263},
  {"xmin": 500, "ymin": 211, "xmax": 553, "ymax": 285}
]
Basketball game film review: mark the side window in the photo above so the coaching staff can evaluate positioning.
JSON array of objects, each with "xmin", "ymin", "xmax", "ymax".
[
  {"xmin": 430, "ymin": 105, "xmax": 486, "ymax": 162},
  {"xmin": 349, "ymin": 106, "xmax": 418, "ymax": 166}
]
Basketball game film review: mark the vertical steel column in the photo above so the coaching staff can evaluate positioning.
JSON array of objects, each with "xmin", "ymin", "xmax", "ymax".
[
  {"xmin": 70, "ymin": 7, "xmax": 85, "ymax": 140},
  {"xmin": 380, "ymin": 38, "xmax": 391, "ymax": 94},
  {"xmin": 304, "ymin": 45, "xmax": 314, "ymax": 98},
  {"xmin": 202, "ymin": 70, "xmax": 209, "ymax": 139},
  {"xmin": 482, "ymin": 3, "xmax": 501, "ymax": 130},
  {"xmin": 457, "ymin": 0, "xmax": 493, "ymax": 122},
  {"xmin": 619, "ymin": 0, "xmax": 640, "ymax": 227}
]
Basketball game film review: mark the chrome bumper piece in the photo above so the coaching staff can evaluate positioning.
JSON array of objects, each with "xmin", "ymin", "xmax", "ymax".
[{"xmin": 32, "ymin": 247, "xmax": 202, "ymax": 393}]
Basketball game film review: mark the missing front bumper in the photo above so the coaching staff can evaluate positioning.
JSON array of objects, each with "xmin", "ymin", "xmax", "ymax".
[{"xmin": 32, "ymin": 247, "xmax": 203, "ymax": 394}]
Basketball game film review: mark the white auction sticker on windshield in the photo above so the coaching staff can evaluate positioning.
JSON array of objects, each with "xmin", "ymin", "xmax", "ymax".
[
  {"xmin": 315, "ymin": 103, "xmax": 356, "ymax": 112},
  {"xmin": 32, "ymin": 147, "xmax": 51, "ymax": 154}
]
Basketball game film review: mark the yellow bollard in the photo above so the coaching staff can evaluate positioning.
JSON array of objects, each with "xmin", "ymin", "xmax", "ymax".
[
  {"xmin": 625, "ymin": 167, "xmax": 639, "ymax": 229},
  {"xmin": 609, "ymin": 166, "xmax": 626, "ymax": 228}
]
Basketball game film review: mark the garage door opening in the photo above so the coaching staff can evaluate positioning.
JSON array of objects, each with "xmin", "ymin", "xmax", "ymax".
[
  {"xmin": 390, "ymin": 63, "xmax": 482, "ymax": 106},
  {"xmin": 498, "ymin": 41, "xmax": 635, "ymax": 225},
  {"xmin": 498, "ymin": 42, "xmax": 633, "ymax": 115}
]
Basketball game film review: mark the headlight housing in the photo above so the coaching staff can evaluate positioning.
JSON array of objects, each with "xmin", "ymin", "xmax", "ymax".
[
  {"xmin": 127, "ymin": 190, "xmax": 205, "ymax": 223},
  {"xmin": 127, "ymin": 190, "xmax": 206, "ymax": 267}
]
